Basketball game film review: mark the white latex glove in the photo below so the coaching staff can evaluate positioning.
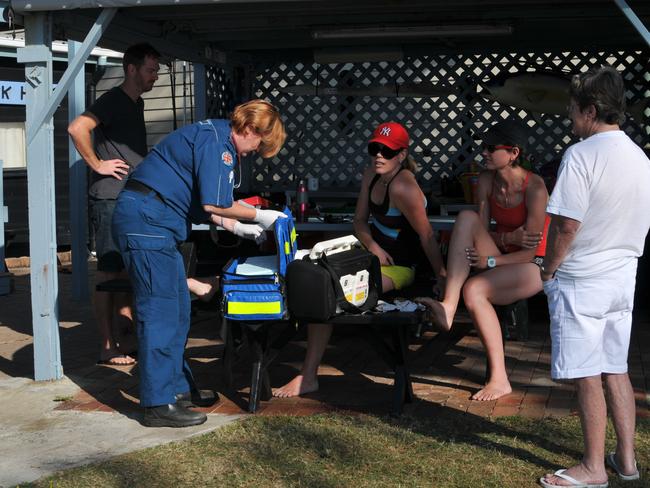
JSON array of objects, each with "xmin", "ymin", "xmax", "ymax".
[
  {"xmin": 233, "ymin": 221, "xmax": 266, "ymax": 242},
  {"xmin": 254, "ymin": 208, "xmax": 287, "ymax": 230}
]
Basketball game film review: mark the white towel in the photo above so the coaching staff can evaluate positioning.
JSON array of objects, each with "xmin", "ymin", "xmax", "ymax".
[{"xmin": 375, "ymin": 299, "xmax": 424, "ymax": 313}]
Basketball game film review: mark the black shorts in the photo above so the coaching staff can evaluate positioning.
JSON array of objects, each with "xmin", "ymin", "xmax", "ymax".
[{"xmin": 89, "ymin": 198, "xmax": 124, "ymax": 273}]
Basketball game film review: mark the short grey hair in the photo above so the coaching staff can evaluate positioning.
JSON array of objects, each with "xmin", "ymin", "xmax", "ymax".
[{"xmin": 569, "ymin": 66, "xmax": 626, "ymax": 125}]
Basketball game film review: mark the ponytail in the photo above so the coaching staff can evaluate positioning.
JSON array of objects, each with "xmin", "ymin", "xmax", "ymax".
[{"xmin": 403, "ymin": 154, "xmax": 418, "ymax": 173}]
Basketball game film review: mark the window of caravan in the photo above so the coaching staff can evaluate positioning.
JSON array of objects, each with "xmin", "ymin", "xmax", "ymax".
[{"xmin": 0, "ymin": 122, "xmax": 27, "ymax": 169}]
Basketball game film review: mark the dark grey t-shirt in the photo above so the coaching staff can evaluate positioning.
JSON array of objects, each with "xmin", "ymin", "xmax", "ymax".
[{"xmin": 87, "ymin": 86, "xmax": 148, "ymax": 199}]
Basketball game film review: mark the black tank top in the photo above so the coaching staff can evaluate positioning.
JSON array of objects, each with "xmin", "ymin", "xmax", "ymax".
[{"xmin": 367, "ymin": 168, "xmax": 426, "ymax": 268}]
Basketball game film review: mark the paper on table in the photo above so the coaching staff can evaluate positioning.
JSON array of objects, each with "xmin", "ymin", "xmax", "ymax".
[{"xmin": 235, "ymin": 255, "xmax": 278, "ymax": 276}]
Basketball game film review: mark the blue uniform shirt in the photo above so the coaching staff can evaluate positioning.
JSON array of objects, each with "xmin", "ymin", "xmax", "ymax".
[{"xmin": 130, "ymin": 119, "xmax": 237, "ymax": 223}]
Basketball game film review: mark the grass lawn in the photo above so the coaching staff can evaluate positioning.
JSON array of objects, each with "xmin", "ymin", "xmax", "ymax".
[{"xmin": 26, "ymin": 412, "xmax": 649, "ymax": 487}]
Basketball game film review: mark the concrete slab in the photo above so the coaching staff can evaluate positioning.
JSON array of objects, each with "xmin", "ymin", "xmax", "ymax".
[{"xmin": 0, "ymin": 377, "xmax": 240, "ymax": 487}]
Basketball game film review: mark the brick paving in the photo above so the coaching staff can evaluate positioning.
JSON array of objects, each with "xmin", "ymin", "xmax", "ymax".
[{"xmin": 1, "ymin": 265, "xmax": 649, "ymax": 420}]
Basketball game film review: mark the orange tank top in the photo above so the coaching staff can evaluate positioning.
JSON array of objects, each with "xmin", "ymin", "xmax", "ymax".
[{"xmin": 489, "ymin": 172, "xmax": 550, "ymax": 256}]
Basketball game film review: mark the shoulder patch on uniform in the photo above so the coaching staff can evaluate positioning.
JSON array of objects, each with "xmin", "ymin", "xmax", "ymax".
[{"xmin": 222, "ymin": 151, "xmax": 233, "ymax": 166}]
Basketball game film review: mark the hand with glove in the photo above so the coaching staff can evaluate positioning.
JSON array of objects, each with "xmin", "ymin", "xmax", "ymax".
[
  {"xmin": 233, "ymin": 221, "xmax": 267, "ymax": 243},
  {"xmin": 254, "ymin": 208, "xmax": 287, "ymax": 230}
]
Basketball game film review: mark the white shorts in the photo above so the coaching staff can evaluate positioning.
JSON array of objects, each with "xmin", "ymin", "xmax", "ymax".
[{"xmin": 543, "ymin": 261, "xmax": 637, "ymax": 380}]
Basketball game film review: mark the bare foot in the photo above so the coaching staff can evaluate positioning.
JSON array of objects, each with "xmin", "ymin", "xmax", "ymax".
[
  {"xmin": 471, "ymin": 380, "xmax": 512, "ymax": 401},
  {"xmin": 540, "ymin": 463, "xmax": 608, "ymax": 487},
  {"xmin": 272, "ymin": 375, "xmax": 319, "ymax": 398},
  {"xmin": 189, "ymin": 276, "xmax": 220, "ymax": 302},
  {"xmin": 414, "ymin": 297, "xmax": 453, "ymax": 332}
]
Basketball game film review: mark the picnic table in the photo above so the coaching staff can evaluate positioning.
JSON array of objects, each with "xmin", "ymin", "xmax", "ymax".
[{"xmin": 221, "ymin": 310, "xmax": 424, "ymax": 415}]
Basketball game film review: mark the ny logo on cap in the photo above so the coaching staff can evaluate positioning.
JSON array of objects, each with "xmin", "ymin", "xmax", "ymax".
[{"xmin": 380, "ymin": 127, "xmax": 391, "ymax": 136}]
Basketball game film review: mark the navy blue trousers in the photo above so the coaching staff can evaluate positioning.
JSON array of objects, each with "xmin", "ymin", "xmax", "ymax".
[{"xmin": 112, "ymin": 189, "xmax": 194, "ymax": 407}]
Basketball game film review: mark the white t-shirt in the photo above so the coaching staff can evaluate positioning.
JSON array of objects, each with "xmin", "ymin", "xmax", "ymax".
[{"xmin": 547, "ymin": 130, "xmax": 650, "ymax": 278}]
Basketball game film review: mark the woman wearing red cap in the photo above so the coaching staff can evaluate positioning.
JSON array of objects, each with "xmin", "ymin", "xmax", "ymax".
[
  {"xmin": 274, "ymin": 121, "xmax": 446, "ymax": 398},
  {"xmin": 416, "ymin": 120, "xmax": 549, "ymax": 402}
]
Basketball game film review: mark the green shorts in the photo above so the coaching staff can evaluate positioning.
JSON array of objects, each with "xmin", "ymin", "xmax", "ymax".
[{"xmin": 381, "ymin": 265, "xmax": 415, "ymax": 290}]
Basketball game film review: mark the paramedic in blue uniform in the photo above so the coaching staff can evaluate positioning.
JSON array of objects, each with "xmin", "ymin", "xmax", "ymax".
[{"xmin": 112, "ymin": 100, "xmax": 287, "ymax": 427}]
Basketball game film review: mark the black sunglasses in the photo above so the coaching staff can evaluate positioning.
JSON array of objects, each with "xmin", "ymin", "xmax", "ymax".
[
  {"xmin": 483, "ymin": 144, "xmax": 514, "ymax": 153},
  {"xmin": 367, "ymin": 142, "xmax": 402, "ymax": 159}
]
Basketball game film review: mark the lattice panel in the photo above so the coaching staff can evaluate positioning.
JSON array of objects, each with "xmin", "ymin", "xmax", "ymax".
[
  {"xmin": 206, "ymin": 65, "xmax": 234, "ymax": 119},
  {"xmin": 251, "ymin": 49, "xmax": 649, "ymax": 192}
]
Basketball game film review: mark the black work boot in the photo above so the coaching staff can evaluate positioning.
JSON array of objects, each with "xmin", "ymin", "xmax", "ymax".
[
  {"xmin": 142, "ymin": 403, "xmax": 207, "ymax": 428},
  {"xmin": 175, "ymin": 389, "xmax": 219, "ymax": 408}
]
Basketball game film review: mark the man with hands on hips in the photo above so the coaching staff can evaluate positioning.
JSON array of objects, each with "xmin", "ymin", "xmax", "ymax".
[
  {"xmin": 68, "ymin": 42, "xmax": 161, "ymax": 366},
  {"xmin": 112, "ymin": 99, "xmax": 286, "ymax": 427}
]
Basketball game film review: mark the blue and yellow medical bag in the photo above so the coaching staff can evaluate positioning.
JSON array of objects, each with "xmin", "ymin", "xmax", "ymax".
[{"xmin": 221, "ymin": 207, "xmax": 297, "ymax": 321}]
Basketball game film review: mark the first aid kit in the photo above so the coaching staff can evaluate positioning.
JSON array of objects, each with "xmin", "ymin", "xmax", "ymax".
[{"xmin": 221, "ymin": 207, "xmax": 297, "ymax": 321}]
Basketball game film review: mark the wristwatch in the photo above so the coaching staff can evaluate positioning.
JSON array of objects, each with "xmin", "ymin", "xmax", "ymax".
[{"xmin": 486, "ymin": 256, "xmax": 497, "ymax": 269}]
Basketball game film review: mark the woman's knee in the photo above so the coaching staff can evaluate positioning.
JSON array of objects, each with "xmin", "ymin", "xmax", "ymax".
[
  {"xmin": 462, "ymin": 278, "xmax": 488, "ymax": 310},
  {"xmin": 456, "ymin": 209, "xmax": 480, "ymax": 227}
]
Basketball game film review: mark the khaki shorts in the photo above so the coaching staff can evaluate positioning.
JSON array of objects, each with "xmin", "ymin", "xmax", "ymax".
[{"xmin": 544, "ymin": 260, "xmax": 637, "ymax": 380}]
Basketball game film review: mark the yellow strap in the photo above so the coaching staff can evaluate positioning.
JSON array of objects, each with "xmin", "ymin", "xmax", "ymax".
[
  {"xmin": 228, "ymin": 301, "xmax": 281, "ymax": 315},
  {"xmin": 284, "ymin": 227, "xmax": 297, "ymax": 255}
]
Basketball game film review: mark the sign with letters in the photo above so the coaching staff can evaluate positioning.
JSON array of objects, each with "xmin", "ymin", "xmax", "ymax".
[
  {"xmin": 0, "ymin": 81, "xmax": 27, "ymax": 105},
  {"xmin": 0, "ymin": 81, "xmax": 58, "ymax": 106}
]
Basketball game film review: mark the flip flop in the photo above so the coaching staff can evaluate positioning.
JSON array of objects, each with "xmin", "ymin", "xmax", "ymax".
[
  {"xmin": 606, "ymin": 452, "xmax": 640, "ymax": 481},
  {"xmin": 539, "ymin": 469, "xmax": 608, "ymax": 488},
  {"xmin": 97, "ymin": 354, "xmax": 136, "ymax": 366}
]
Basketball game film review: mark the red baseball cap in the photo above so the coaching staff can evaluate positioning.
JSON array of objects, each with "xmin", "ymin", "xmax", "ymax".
[{"xmin": 369, "ymin": 122, "xmax": 410, "ymax": 150}]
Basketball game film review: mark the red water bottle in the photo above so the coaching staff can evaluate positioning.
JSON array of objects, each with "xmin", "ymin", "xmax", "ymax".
[{"xmin": 296, "ymin": 179, "xmax": 308, "ymax": 222}]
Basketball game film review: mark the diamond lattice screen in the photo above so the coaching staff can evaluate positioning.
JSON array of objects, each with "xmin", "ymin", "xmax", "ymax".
[
  {"xmin": 206, "ymin": 65, "xmax": 234, "ymax": 119},
  {"xmin": 223, "ymin": 50, "xmax": 649, "ymax": 192}
]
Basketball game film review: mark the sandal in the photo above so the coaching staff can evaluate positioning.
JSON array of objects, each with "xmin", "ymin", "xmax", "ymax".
[
  {"xmin": 97, "ymin": 354, "xmax": 136, "ymax": 366},
  {"xmin": 606, "ymin": 452, "xmax": 640, "ymax": 481}
]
